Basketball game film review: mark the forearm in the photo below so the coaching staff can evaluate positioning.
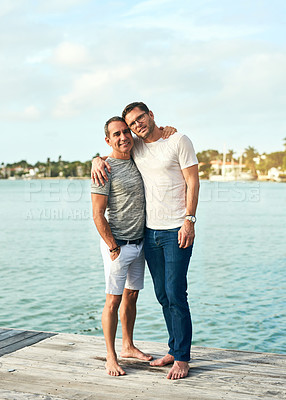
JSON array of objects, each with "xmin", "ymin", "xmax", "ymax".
[
  {"xmin": 185, "ymin": 178, "xmax": 199, "ymax": 216},
  {"xmin": 93, "ymin": 213, "xmax": 117, "ymax": 250},
  {"xmin": 93, "ymin": 155, "xmax": 108, "ymax": 162},
  {"xmin": 178, "ymin": 166, "xmax": 199, "ymax": 248}
]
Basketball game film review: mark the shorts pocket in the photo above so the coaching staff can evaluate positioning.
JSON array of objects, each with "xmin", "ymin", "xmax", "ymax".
[{"xmin": 111, "ymin": 246, "xmax": 123, "ymax": 263}]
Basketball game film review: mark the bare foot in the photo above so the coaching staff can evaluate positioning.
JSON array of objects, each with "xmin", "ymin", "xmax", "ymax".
[
  {"xmin": 120, "ymin": 345, "xmax": 153, "ymax": 361},
  {"xmin": 167, "ymin": 361, "xmax": 189, "ymax": 380},
  {"xmin": 105, "ymin": 356, "xmax": 126, "ymax": 376},
  {"xmin": 150, "ymin": 353, "xmax": 174, "ymax": 367}
]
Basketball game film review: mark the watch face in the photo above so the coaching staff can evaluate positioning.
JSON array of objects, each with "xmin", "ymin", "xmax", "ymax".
[{"xmin": 186, "ymin": 215, "xmax": 196, "ymax": 222}]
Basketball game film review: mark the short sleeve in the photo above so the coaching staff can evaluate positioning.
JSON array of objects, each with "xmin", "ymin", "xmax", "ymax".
[
  {"xmin": 91, "ymin": 171, "xmax": 111, "ymax": 196},
  {"xmin": 177, "ymin": 135, "xmax": 198, "ymax": 170}
]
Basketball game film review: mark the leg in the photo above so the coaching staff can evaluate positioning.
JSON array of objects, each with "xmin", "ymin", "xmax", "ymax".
[
  {"xmin": 164, "ymin": 234, "xmax": 193, "ymax": 362},
  {"xmin": 163, "ymin": 229, "xmax": 193, "ymax": 379},
  {"xmin": 102, "ymin": 294, "xmax": 126, "ymax": 376},
  {"xmin": 120, "ymin": 288, "xmax": 152, "ymax": 361},
  {"xmin": 144, "ymin": 228, "xmax": 175, "ymax": 367}
]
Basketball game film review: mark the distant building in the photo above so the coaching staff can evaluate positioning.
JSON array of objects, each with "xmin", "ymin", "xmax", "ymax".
[{"xmin": 210, "ymin": 159, "xmax": 244, "ymax": 175}]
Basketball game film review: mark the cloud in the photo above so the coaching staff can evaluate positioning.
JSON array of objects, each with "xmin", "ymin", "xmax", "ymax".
[
  {"xmin": 52, "ymin": 42, "xmax": 90, "ymax": 66},
  {"xmin": 124, "ymin": 0, "xmax": 173, "ymax": 16},
  {"xmin": 0, "ymin": 0, "xmax": 25, "ymax": 17},
  {"xmin": 52, "ymin": 65, "xmax": 134, "ymax": 117},
  {"xmin": 217, "ymin": 52, "xmax": 286, "ymax": 114},
  {"xmin": 1, "ymin": 0, "xmax": 285, "ymax": 162},
  {"xmin": 37, "ymin": 0, "xmax": 91, "ymax": 13},
  {"xmin": 1, "ymin": 106, "xmax": 41, "ymax": 121},
  {"xmin": 25, "ymin": 49, "xmax": 53, "ymax": 64}
]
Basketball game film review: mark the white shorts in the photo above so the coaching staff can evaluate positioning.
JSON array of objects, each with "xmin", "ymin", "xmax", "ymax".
[{"xmin": 100, "ymin": 239, "xmax": 145, "ymax": 295}]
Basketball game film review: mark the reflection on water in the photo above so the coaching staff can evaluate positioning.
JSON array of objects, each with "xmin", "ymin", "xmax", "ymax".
[{"xmin": 0, "ymin": 180, "xmax": 285, "ymax": 354}]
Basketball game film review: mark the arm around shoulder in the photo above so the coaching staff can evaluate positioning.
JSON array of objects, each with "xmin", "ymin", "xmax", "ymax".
[{"xmin": 91, "ymin": 156, "xmax": 111, "ymax": 186}]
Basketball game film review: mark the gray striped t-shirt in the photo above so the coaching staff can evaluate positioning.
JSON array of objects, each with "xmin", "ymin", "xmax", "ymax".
[{"xmin": 91, "ymin": 157, "xmax": 145, "ymax": 240}]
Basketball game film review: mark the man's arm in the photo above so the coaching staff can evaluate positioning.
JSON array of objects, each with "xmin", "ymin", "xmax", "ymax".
[
  {"xmin": 178, "ymin": 164, "xmax": 200, "ymax": 249},
  {"xmin": 90, "ymin": 126, "xmax": 176, "ymax": 185},
  {"xmin": 91, "ymin": 193, "xmax": 120, "ymax": 260},
  {"xmin": 91, "ymin": 157, "xmax": 111, "ymax": 186}
]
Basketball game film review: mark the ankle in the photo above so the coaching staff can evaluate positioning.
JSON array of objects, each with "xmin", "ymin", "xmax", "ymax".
[
  {"xmin": 121, "ymin": 341, "xmax": 134, "ymax": 350},
  {"xmin": 106, "ymin": 352, "xmax": 117, "ymax": 361}
]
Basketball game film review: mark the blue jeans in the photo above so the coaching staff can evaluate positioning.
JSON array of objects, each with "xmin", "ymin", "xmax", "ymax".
[{"xmin": 144, "ymin": 227, "xmax": 193, "ymax": 361}]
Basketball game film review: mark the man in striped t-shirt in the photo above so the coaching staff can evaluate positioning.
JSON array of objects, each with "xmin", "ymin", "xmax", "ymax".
[{"xmin": 91, "ymin": 116, "xmax": 152, "ymax": 377}]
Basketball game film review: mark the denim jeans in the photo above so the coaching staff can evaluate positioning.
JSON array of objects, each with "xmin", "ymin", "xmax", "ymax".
[{"xmin": 144, "ymin": 227, "xmax": 193, "ymax": 361}]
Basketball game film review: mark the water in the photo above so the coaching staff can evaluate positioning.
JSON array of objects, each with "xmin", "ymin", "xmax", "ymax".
[{"xmin": 0, "ymin": 179, "xmax": 285, "ymax": 354}]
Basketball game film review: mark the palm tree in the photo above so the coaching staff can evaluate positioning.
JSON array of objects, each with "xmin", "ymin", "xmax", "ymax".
[
  {"xmin": 244, "ymin": 146, "xmax": 259, "ymax": 177},
  {"xmin": 226, "ymin": 149, "xmax": 235, "ymax": 162},
  {"xmin": 46, "ymin": 157, "xmax": 51, "ymax": 177}
]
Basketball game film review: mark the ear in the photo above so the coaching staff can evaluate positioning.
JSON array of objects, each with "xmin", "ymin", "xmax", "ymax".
[
  {"xmin": 105, "ymin": 136, "xmax": 111, "ymax": 147},
  {"xmin": 149, "ymin": 110, "xmax": 154, "ymax": 120}
]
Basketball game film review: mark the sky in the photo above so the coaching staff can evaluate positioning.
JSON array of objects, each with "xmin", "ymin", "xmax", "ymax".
[{"xmin": 1, "ymin": 0, "xmax": 286, "ymax": 164}]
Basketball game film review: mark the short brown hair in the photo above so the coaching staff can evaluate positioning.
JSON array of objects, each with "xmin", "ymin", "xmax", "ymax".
[
  {"xmin": 104, "ymin": 116, "xmax": 127, "ymax": 137},
  {"xmin": 122, "ymin": 102, "xmax": 149, "ymax": 120}
]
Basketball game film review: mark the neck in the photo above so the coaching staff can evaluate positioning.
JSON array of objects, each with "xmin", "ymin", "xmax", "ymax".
[
  {"xmin": 109, "ymin": 151, "xmax": 131, "ymax": 160},
  {"xmin": 143, "ymin": 125, "xmax": 162, "ymax": 143}
]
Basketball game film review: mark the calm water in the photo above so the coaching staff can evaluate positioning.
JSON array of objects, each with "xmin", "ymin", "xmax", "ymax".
[{"xmin": 0, "ymin": 179, "xmax": 285, "ymax": 354}]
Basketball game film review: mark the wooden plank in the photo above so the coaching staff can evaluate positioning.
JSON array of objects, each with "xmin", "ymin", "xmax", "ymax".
[
  {"xmin": 0, "ymin": 329, "xmax": 24, "ymax": 341},
  {"xmin": 0, "ymin": 330, "xmax": 285, "ymax": 400},
  {"xmin": 0, "ymin": 332, "xmax": 56, "ymax": 357},
  {"xmin": 9, "ymin": 335, "xmax": 286, "ymax": 383},
  {"xmin": 0, "ymin": 391, "xmax": 67, "ymax": 400},
  {"xmin": 1, "ymin": 352, "xmax": 285, "ymax": 389},
  {"xmin": 0, "ymin": 367, "xmax": 284, "ymax": 400},
  {"xmin": 0, "ymin": 331, "xmax": 41, "ymax": 348},
  {"xmin": 2, "ymin": 354, "xmax": 284, "ymax": 395},
  {"xmin": 0, "ymin": 329, "xmax": 13, "ymax": 335}
]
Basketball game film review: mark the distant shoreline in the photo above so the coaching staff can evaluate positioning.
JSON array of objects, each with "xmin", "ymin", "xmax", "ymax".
[{"xmin": 1, "ymin": 177, "xmax": 285, "ymax": 183}]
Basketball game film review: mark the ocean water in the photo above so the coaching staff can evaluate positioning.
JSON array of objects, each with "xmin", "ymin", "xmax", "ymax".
[{"xmin": 0, "ymin": 179, "xmax": 285, "ymax": 354}]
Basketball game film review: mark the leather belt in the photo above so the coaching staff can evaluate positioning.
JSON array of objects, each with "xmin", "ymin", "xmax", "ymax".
[{"xmin": 115, "ymin": 238, "xmax": 143, "ymax": 246}]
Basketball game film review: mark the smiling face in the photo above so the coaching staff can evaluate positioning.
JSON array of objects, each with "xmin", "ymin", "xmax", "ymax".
[
  {"xmin": 105, "ymin": 120, "xmax": 134, "ymax": 159},
  {"xmin": 124, "ymin": 107, "xmax": 155, "ymax": 141}
]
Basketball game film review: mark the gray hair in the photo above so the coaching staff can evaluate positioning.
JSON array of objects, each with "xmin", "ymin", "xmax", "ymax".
[{"xmin": 104, "ymin": 116, "xmax": 127, "ymax": 137}]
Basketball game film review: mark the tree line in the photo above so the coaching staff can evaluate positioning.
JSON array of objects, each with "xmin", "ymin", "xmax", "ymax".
[
  {"xmin": 197, "ymin": 138, "xmax": 286, "ymax": 179},
  {"xmin": 1, "ymin": 138, "xmax": 286, "ymax": 179}
]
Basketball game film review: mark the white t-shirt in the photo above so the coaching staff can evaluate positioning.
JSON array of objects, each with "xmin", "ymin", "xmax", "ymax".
[{"xmin": 132, "ymin": 133, "xmax": 198, "ymax": 229}]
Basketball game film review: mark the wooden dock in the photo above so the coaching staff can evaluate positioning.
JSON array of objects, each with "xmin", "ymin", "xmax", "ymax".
[{"xmin": 0, "ymin": 327, "xmax": 285, "ymax": 399}]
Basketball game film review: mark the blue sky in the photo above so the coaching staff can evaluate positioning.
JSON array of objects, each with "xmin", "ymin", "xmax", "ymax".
[{"xmin": 1, "ymin": 0, "xmax": 285, "ymax": 163}]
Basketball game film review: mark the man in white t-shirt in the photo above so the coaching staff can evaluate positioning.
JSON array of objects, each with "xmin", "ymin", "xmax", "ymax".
[{"xmin": 92, "ymin": 102, "xmax": 199, "ymax": 380}]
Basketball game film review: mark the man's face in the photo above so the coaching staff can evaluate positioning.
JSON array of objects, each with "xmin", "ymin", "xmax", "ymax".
[
  {"xmin": 105, "ymin": 120, "xmax": 134, "ymax": 155},
  {"xmin": 124, "ymin": 107, "xmax": 155, "ymax": 140}
]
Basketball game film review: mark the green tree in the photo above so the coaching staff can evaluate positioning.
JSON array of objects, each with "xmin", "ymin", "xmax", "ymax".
[
  {"xmin": 244, "ymin": 146, "xmax": 259, "ymax": 177},
  {"xmin": 196, "ymin": 149, "xmax": 221, "ymax": 179},
  {"xmin": 282, "ymin": 156, "xmax": 286, "ymax": 171},
  {"xmin": 226, "ymin": 149, "xmax": 235, "ymax": 162}
]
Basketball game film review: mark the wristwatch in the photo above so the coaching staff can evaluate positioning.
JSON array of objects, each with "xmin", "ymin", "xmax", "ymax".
[{"xmin": 185, "ymin": 215, "xmax": 196, "ymax": 223}]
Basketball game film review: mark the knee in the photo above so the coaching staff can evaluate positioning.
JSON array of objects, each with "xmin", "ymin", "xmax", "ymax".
[
  {"xmin": 155, "ymin": 290, "xmax": 169, "ymax": 308},
  {"xmin": 105, "ymin": 296, "xmax": 121, "ymax": 313},
  {"xmin": 123, "ymin": 289, "xmax": 139, "ymax": 303},
  {"xmin": 166, "ymin": 289, "xmax": 188, "ymax": 310}
]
